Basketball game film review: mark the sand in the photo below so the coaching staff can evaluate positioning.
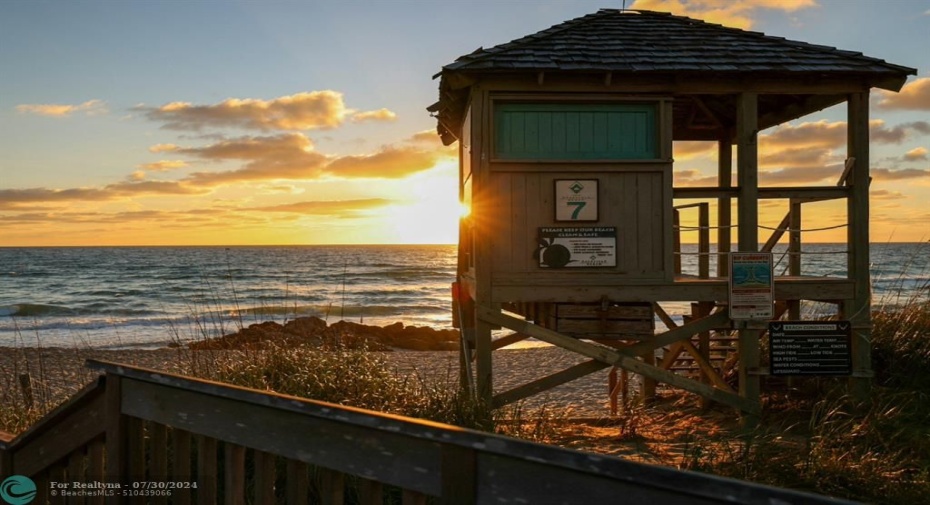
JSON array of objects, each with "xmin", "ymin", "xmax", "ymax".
[{"xmin": 0, "ymin": 346, "xmax": 615, "ymax": 419}]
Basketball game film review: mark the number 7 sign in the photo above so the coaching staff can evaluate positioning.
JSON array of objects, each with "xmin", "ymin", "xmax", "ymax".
[{"xmin": 554, "ymin": 179, "xmax": 598, "ymax": 221}]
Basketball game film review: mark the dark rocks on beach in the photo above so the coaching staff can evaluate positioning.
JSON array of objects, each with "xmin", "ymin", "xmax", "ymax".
[{"xmin": 188, "ymin": 316, "xmax": 459, "ymax": 351}]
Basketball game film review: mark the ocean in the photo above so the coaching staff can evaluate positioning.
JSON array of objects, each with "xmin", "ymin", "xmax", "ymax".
[{"xmin": 1, "ymin": 243, "xmax": 927, "ymax": 349}]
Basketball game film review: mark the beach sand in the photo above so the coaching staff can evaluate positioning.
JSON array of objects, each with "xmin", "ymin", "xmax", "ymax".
[{"xmin": 0, "ymin": 346, "xmax": 615, "ymax": 418}]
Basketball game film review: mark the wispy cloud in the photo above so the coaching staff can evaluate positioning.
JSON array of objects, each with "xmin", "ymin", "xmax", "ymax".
[
  {"xmin": 630, "ymin": 0, "xmax": 817, "ymax": 29},
  {"xmin": 872, "ymin": 168, "xmax": 930, "ymax": 181},
  {"xmin": 15, "ymin": 99, "xmax": 107, "ymax": 117},
  {"xmin": 876, "ymin": 78, "xmax": 930, "ymax": 111},
  {"xmin": 138, "ymin": 91, "xmax": 396, "ymax": 132},
  {"xmin": 138, "ymin": 160, "xmax": 189, "ymax": 171},
  {"xmin": 351, "ymin": 108, "xmax": 397, "ymax": 123},
  {"xmin": 903, "ymin": 147, "xmax": 928, "ymax": 162},
  {"xmin": 248, "ymin": 198, "xmax": 394, "ymax": 217},
  {"xmin": 0, "ymin": 181, "xmax": 207, "ymax": 210}
]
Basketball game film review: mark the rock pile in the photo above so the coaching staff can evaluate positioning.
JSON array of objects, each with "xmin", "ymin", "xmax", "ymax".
[{"xmin": 186, "ymin": 317, "xmax": 460, "ymax": 351}]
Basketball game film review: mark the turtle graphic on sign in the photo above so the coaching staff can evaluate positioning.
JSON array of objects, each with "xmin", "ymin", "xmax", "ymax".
[{"xmin": 536, "ymin": 227, "xmax": 616, "ymax": 268}]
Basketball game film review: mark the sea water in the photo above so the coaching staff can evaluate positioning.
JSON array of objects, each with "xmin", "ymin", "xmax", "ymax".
[{"xmin": 0, "ymin": 243, "xmax": 926, "ymax": 349}]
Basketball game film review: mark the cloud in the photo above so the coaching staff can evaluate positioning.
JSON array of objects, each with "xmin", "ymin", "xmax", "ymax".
[
  {"xmin": 903, "ymin": 147, "xmax": 928, "ymax": 162},
  {"xmin": 629, "ymin": 0, "xmax": 816, "ymax": 29},
  {"xmin": 760, "ymin": 146, "xmax": 834, "ymax": 169},
  {"xmin": 871, "ymin": 168, "xmax": 930, "ymax": 181},
  {"xmin": 249, "ymin": 198, "xmax": 394, "ymax": 217},
  {"xmin": 673, "ymin": 141, "xmax": 716, "ymax": 160},
  {"xmin": 673, "ymin": 169, "xmax": 720, "ymax": 186},
  {"xmin": 351, "ymin": 108, "xmax": 397, "ymax": 123},
  {"xmin": 176, "ymin": 133, "xmax": 328, "ymax": 186},
  {"xmin": 326, "ymin": 146, "xmax": 450, "ymax": 179},
  {"xmin": 761, "ymin": 119, "xmax": 930, "ymax": 151},
  {"xmin": 876, "ymin": 78, "xmax": 930, "ymax": 111},
  {"xmin": 138, "ymin": 91, "xmax": 355, "ymax": 131},
  {"xmin": 871, "ymin": 190, "xmax": 905, "ymax": 200},
  {"xmin": 759, "ymin": 164, "xmax": 842, "ymax": 184},
  {"xmin": 0, "ymin": 181, "xmax": 207, "ymax": 210},
  {"xmin": 15, "ymin": 99, "xmax": 107, "ymax": 117},
  {"xmin": 163, "ymin": 131, "xmax": 455, "ymax": 185},
  {"xmin": 138, "ymin": 160, "xmax": 189, "ymax": 171}
]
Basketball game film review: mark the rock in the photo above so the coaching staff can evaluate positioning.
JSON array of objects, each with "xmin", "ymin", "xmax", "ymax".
[{"xmin": 284, "ymin": 316, "xmax": 328, "ymax": 337}]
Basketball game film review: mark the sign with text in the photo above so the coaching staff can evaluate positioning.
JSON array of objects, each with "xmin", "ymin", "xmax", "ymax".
[
  {"xmin": 538, "ymin": 227, "xmax": 616, "ymax": 268},
  {"xmin": 728, "ymin": 252, "xmax": 774, "ymax": 320},
  {"xmin": 554, "ymin": 179, "xmax": 598, "ymax": 221},
  {"xmin": 769, "ymin": 321, "xmax": 852, "ymax": 376}
]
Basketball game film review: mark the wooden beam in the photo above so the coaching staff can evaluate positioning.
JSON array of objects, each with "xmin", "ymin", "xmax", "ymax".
[
  {"xmin": 736, "ymin": 92, "xmax": 761, "ymax": 418},
  {"xmin": 716, "ymin": 136, "xmax": 732, "ymax": 277},
  {"xmin": 847, "ymin": 92, "xmax": 872, "ymax": 398},
  {"xmin": 477, "ymin": 307, "xmax": 758, "ymax": 414},
  {"xmin": 493, "ymin": 360, "xmax": 610, "ymax": 407}
]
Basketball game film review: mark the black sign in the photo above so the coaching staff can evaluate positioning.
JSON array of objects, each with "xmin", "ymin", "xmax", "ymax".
[{"xmin": 769, "ymin": 321, "xmax": 852, "ymax": 376}]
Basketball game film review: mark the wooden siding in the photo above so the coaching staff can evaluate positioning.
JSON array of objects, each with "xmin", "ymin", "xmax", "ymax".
[
  {"xmin": 486, "ymin": 167, "xmax": 671, "ymax": 285},
  {"xmin": 494, "ymin": 103, "xmax": 657, "ymax": 160}
]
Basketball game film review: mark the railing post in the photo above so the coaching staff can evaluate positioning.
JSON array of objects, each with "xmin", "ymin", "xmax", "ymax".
[
  {"xmin": 673, "ymin": 209, "xmax": 682, "ymax": 275},
  {"xmin": 105, "ymin": 375, "xmax": 127, "ymax": 505},
  {"xmin": 698, "ymin": 202, "xmax": 710, "ymax": 279},
  {"xmin": 0, "ymin": 435, "xmax": 12, "ymax": 476},
  {"xmin": 788, "ymin": 200, "xmax": 802, "ymax": 319},
  {"xmin": 440, "ymin": 445, "xmax": 477, "ymax": 505}
]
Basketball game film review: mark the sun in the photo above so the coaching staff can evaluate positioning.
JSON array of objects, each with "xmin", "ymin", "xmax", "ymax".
[{"xmin": 381, "ymin": 166, "xmax": 462, "ymax": 244}]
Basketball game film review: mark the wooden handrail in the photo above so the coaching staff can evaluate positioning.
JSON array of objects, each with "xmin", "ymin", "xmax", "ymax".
[{"xmin": 2, "ymin": 360, "xmax": 857, "ymax": 504}]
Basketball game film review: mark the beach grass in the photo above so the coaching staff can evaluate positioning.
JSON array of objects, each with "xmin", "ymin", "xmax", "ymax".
[{"xmin": 2, "ymin": 294, "xmax": 928, "ymax": 503}]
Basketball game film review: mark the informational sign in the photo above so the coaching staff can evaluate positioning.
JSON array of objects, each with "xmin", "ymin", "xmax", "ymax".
[
  {"xmin": 728, "ymin": 252, "xmax": 774, "ymax": 320},
  {"xmin": 769, "ymin": 321, "xmax": 852, "ymax": 376},
  {"xmin": 554, "ymin": 179, "xmax": 598, "ymax": 221},
  {"xmin": 537, "ymin": 227, "xmax": 616, "ymax": 268}
]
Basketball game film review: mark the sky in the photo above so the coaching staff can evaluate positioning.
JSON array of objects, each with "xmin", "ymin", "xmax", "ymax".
[{"xmin": 1, "ymin": 0, "xmax": 928, "ymax": 246}]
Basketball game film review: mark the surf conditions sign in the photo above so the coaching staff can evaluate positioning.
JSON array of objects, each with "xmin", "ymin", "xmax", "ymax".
[{"xmin": 769, "ymin": 321, "xmax": 852, "ymax": 376}]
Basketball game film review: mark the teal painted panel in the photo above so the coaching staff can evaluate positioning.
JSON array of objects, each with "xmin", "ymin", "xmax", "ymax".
[{"xmin": 494, "ymin": 103, "xmax": 657, "ymax": 160}]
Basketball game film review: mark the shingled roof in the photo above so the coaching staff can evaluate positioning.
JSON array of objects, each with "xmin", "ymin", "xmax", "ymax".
[
  {"xmin": 430, "ymin": 9, "xmax": 916, "ymax": 144},
  {"xmin": 441, "ymin": 9, "xmax": 914, "ymax": 76}
]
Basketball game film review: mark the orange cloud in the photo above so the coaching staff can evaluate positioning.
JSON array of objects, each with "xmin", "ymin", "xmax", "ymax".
[
  {"xmin": 871, "ymin": 168, "xmax": 930, "ymax": 181},
  {"xmin": 138, "ymin": 160, "xmax": 189, "ymax": 171},
  {"xmin": 0, "ymin": 181, "xmax": 207, "ymax": 210},
  {"xmin": 673, "ymin": 141, "xmax": 716, "ymax": 160},
  {"xmin": 876, "ymin": 78, "xmax": 930, "ymax": 111},
  {"xmin": 15, "ymin": 99, "xmax": 107, "ymax": 117},
  {"xmin": 177, "ymin": 134, "xmax": 328, "ymax": 186},
  {"xmin": 139, "ymin": 91, "xmax": 351, "ymax": 131},
  {"xmin": 629, "ymin": 0, "xmax": 816, "ymax": 29},
  {"xmin": 903, "ymin": 147, "xmax": 928, "ymax": 162},
  {"xmin": 326, "ymin": 146, "xmax": 452, "ymax": 179},
  {"xmin": 351, "ymin": 108, "xmax": 397, "ymax": 123},
  {"xmin": 249, "ymin": 198, "xmax": 394, "ymax": 216}
]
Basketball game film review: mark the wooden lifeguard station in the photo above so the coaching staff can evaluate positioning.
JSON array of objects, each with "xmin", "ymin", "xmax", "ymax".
[{"xmin": 429, "ymin": 9, "xmax": 916, "ymax": 415}]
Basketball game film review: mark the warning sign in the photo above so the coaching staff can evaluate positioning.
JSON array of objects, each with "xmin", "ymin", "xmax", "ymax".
[
  {"xmin": 728, "ymin": 252, "xmax": 774, "ymax": 320},
  {"xmin": 537, "ymin": 227, "xmax": 616, "ymax": 268}
]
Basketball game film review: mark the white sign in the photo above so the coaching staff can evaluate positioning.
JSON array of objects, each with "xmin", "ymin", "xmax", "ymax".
[
  {"xmin": 555, "ymin": 179, "xmax": 598, "ymax": 221},
  {"xmin": 728, "ymin": 252, "xmax": 774, "ymax": 320},
  {"xmin": 538, "ymin": 227, "xmax": 616, "ymax": 268}
]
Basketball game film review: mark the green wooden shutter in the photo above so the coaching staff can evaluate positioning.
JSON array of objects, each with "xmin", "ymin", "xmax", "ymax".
[{"xmin": 495, "ymin": 103, "xmax": 657, "ymax": 160}]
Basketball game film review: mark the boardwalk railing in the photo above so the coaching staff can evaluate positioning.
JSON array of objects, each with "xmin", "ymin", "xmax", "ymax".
[{"xmin": 1, "ymin": 360, "xmax": 855, "ymax": 504}]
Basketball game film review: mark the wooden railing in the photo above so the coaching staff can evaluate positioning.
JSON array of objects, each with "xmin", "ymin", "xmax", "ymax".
[{"xmin": 1, "ymin": 360, "xmax": 856, "ymax": 504}]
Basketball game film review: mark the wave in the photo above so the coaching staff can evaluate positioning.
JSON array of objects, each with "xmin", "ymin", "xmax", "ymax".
[{"xmin": 0, "ymin": 303, "xmax": 77, "ymax": 317}]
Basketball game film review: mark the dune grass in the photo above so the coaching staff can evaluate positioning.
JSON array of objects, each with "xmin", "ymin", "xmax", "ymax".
[{"xmin": 3, "ymin": 287, "xmax": 927, "ymax": 502}]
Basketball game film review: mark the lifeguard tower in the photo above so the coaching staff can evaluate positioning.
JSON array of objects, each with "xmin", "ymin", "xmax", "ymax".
[{"xmin": 429, "ymin": 9, "xmax": 916, "ymax": 415}]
